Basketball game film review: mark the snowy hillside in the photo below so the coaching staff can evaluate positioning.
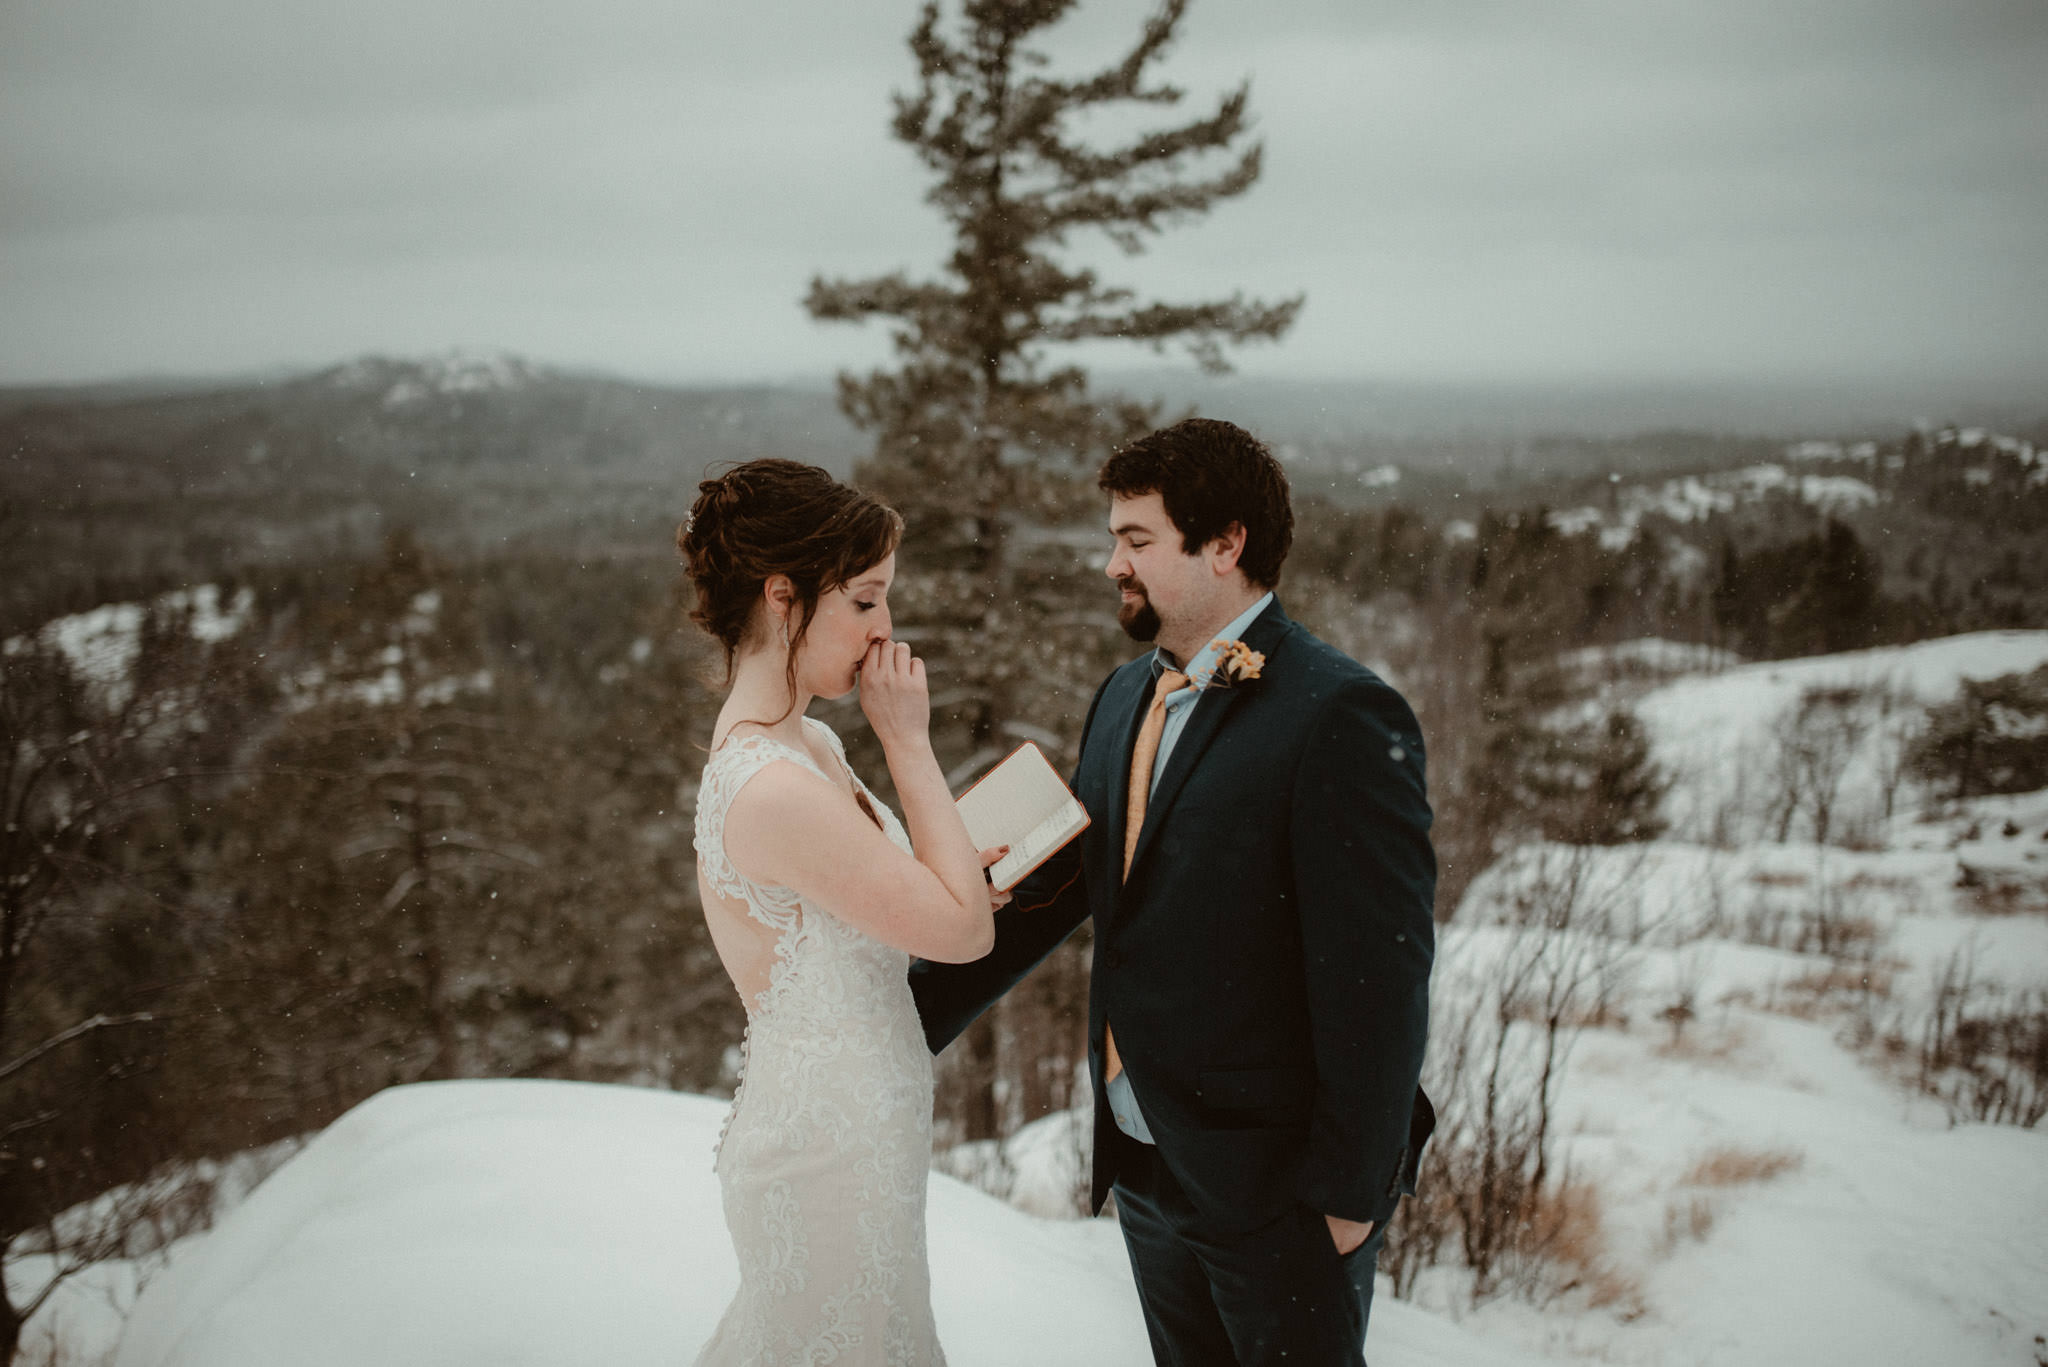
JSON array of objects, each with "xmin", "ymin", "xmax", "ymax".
[
  {"xmin": 1438, "ymin": 827, "xmax": 2048, "ymax": 1364},
  {"xmin": 1539, "ymin": 422, "xmax": 2046, "ymax": 554},
  {"xmin": 1405, "ymin": 630, "xmax": 2048, "ymax": 1364},
  {"xmin": 1634, "ymin": 630, "xmax": 2048, "ymax": 843}
]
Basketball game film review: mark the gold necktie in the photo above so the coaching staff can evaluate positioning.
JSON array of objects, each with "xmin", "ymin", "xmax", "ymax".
[{"xmin": 1106, "ymin": 667, "xmax": 1186, "ymax": 1084}]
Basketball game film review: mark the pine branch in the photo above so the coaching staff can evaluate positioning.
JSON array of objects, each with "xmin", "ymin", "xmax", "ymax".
[
  {"xmin": 1036, "ymin": 144, "xmax": 1263, "ymax": 244},
  {"xmin": 1028, "ymin": 84, "xmax": 1248, "ymax": 189},
  {"xmin": 1051, "ymin": 0, "xmax": 1190, "ymax": 106},
  {"xmin": 1044, "ymin": 293, "xmax": 1304, "ymax": 373},
  {"xmin": 806, "ymin": 274, "xmax": 961, "ymax": 327}
]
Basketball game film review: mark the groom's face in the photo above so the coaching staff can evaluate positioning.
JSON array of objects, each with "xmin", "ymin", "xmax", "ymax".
[{"xmin": 1106, "ymin": 493, "xmax": 1199, "ymax": 644}]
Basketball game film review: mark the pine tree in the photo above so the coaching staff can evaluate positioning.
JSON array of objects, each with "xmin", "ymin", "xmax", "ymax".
[
  {"xmin": 807, "ymin": 0, "xmax": 1299, "ymax": 771},
  {"xmin": 806, "ymin": 0, "xmax": 1298, "ymax": 1147}
]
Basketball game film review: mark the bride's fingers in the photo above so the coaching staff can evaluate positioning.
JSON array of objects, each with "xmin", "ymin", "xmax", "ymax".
[
  {"xmin": 865, "ymin": 640, "xmax": 900, "ymax": 684},
  {"xmin": 981, "ymin": 846, "xmax": 1014, "ymax": 909},
  {"xmin": 979, "ymin": 846, "xmax": 1012, "ymax": 907}
]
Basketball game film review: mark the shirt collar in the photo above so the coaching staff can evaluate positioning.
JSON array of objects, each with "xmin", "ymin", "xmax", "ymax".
[{"xmin": 1151, "ymin": 591, "xmax": 1274, "ymax": 686}]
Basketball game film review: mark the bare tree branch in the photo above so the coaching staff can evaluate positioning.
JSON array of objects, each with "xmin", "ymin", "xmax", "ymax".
[{"xmin": 0, "ymin": 1012, "xmax": 157, "ymax": 1085}]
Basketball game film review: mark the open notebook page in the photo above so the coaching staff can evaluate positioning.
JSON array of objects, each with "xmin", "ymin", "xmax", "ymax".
[{"xmin": 954, "ymin": 743, "xmax": 1090, "ymax": 892}]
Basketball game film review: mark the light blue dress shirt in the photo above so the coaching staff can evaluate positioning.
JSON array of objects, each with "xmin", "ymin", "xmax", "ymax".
[{"xmin": 1105, "ymin": 591, "xmax": 1274, "ymax": 1144}]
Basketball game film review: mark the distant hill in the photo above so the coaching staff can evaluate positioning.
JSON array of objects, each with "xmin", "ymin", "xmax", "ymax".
[
  {"xmin": 0, "ymin": 351, "xmax": 866, "ymax": 487},
  {"xmin": 0, "ymin": 354, "xmax": 870, "ymax": 632},
  {"xmin": 4, "ymin": 352, "xmax": 2041, "ymax": 634}
]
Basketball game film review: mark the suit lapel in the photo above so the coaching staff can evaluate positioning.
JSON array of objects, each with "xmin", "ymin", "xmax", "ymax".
[{"xmin": 1125, "ymin": 599, "xmax": 1294, "ymax": 880}]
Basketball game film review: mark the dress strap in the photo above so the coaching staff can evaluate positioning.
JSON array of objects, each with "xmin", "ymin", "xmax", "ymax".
[{"xmin": 693, "ymin": 734, "xmax": 828, "ymax": 932}]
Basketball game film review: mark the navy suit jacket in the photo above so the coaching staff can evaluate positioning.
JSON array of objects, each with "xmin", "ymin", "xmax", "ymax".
[{"xmin": 910, "ymin": 598, "xmax": 1435, "ymax": 1233}]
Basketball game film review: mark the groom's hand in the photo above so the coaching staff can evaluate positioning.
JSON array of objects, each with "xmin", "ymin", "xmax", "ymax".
[{"xmin": 1324, "ymin": 1214, "xmax": 1374, "ymax": 1256}]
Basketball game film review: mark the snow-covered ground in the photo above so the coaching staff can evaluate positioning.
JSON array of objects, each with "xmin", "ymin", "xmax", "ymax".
[
  {"xmin": 1441, "ymin": 824, "xmax": 2048, "ymax": 1365},
  {"xmin": 1419, "ymin": 631, "xmax": 2048, "ymax": 1364},
  {"xmin": 20, "ymin": 631, "xmax": 2048, "ymax": 1366},
  {"xmin": 76, "ymin": 1082, "xmax": 1546, "ymax": 1367}
]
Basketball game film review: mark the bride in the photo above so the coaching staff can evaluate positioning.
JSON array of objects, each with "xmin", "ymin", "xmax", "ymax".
[{"xmin": 679, "ymin": 459, "xmax": 1003, "ymax": 1364}]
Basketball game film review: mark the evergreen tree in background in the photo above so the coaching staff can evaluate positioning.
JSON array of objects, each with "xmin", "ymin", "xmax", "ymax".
[
  {"xmin": 806, "ymin": 0, "xmax": 1298, "ymax": 1146},
  {"xmin": 807, "ymin": 0, "xmax": 1299, "ymax": 771}
]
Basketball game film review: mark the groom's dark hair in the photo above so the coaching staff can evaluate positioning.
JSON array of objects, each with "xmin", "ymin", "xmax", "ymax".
[{"xmin": 1098, "ymin": 418, "xmax": 1294, "ymax": 590}]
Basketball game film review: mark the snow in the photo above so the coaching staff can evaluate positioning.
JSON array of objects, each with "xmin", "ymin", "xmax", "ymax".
[
  {"xmin": 1557, "ymin": 638, "xmax": 1741, "ymax": 683},
  {"xmin": 1430, "ymin": 817, "xmax": 2047, "ymax": 1361},
  {"xmin": 1547, "ymin": 507, "xmax": 1603, "ymax": 536},
  {"xmin": 1525, "ymin": 1011, "xmax": 2048, "ymax": 1367},
  {"xmin": 1795, "ymin": 474, "xmax": 1878, "ymax": 513},
  {"xmin": 101, "ymin": 1080, "xmax": 1547, "ymax": 1367},
  {"xmin": 10, "ymin": 1144, "xmax": 299, "ymax": 1366},
  {"xmin": 1635, "ymin": 630, "xmax": 2048, "ymax": 843},
  {"xmin": 1400, "ymin": 631, "xmax": 2048, "ymax": 1363},
  {"xmin": 1543, "ymin": 461, "xmax": 1887, "ymax": 549},
  {"xmin": 276, "ymin": 589, "xmax": 495, "ymax": 710},
  {"xmin": 330, "ymin": 350, "xmax": 540, "ymax": 404},
  {"xmin": 11, "ymin": 1257, "xmax": 146, "ymax": 1367},
  {"xmin": 3, "ymin": 585, "xmax": 254, "ymax": 710}
]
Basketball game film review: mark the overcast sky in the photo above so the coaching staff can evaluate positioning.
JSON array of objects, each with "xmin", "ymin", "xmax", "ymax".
[{"xmin": 2, "ymin": 0, "xmax": 2044, "ymax": 394}]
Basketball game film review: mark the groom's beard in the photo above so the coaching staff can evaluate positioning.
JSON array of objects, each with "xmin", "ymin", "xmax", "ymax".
[{"xmin": 1116, "ymin": 577, "xmax": 1161, "ymax": 642}]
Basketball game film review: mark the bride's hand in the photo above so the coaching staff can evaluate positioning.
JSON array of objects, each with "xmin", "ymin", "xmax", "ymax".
[
  {"xmin": 981, "ymin": 846, "xmax": 1013, "ymax": 911},
  {"xmin": 858, "ymin": 640, "xmax": 930, "ymax": 750}
]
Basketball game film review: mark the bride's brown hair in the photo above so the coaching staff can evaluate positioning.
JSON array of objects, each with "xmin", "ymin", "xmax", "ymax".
[{"xmin": 678, "ymin": 458, "xmax": 902, "ymax": 722}]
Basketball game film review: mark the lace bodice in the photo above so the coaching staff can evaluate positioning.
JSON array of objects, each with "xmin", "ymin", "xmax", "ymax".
[
  {"xmin": 690, "ymin": 716, "xmax": 946, "ymax": 1365},
  {"xmin": 694, "ymin": 717, "xmax": 916, "ymax": 1021}
]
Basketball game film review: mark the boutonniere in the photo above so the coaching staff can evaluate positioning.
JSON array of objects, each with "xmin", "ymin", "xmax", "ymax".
[{"xmin": 1196, "ymin": 639, "xmax": 1265, "ymax": 690}]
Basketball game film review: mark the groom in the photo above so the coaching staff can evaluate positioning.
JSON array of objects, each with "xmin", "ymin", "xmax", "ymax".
[{"xmin": 911, "ymin": 418, "xmax": 1435, "ymax": 1365}]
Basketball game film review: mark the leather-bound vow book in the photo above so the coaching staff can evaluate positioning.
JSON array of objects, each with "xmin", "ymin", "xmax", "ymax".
[{"xmin": 953, "ymin": 742, "xmax": 1090, "ymax": 892}]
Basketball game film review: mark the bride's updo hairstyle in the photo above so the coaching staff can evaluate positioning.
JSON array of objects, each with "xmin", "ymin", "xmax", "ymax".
[{"xmin": 678, "ymin": 458, "xmax": 902, "ymax": 691}]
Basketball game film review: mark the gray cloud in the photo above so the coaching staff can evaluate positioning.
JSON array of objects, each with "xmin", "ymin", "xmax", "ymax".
[{"xmin": 2, "ymin": 0, "xmax": 2042, "ymax": 395}]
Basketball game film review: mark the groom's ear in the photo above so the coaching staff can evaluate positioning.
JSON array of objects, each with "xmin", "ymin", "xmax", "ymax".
[{"xmin": 1203, "ymin": 522, "xmax": 1249, "ymax": 577}]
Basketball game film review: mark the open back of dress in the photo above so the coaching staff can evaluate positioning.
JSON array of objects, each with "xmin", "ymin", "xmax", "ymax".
[{"xmin": 690, "ymin": 716, "xmax": 947, "ymax": 1365}]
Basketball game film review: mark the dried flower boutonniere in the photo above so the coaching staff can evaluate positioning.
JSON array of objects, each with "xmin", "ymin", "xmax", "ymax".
[{"xmin": 1197, "ymin": 638, "xmax": 1266, "ymax": 690}]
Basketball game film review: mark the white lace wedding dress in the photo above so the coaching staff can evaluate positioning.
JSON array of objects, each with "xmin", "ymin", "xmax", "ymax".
[{"xmin": 691, "ymin": 717, "xmax": 947, "ymax": 1366}]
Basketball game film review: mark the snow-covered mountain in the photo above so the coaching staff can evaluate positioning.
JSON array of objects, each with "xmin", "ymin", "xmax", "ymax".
[{"xmin": 319, "ymin": 351, "xmax": 551, "ymax": 408}]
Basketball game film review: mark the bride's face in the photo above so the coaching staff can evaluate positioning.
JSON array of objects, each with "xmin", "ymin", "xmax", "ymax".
[{"xmin": 795, "ymin": 552, "xmax": 896, "ymax": 700}]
